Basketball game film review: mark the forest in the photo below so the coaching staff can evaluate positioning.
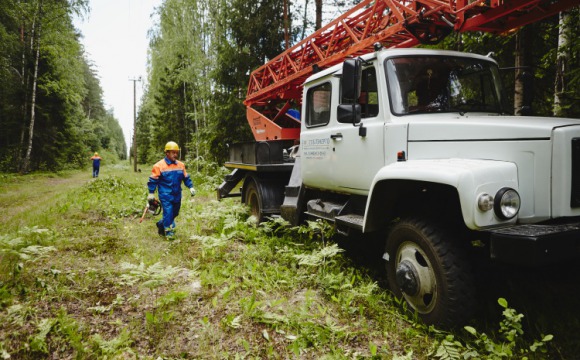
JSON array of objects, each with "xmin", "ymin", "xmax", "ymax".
[
  {"xmin": 0, "ymin": 0, "xmax": 126, "ymax": 173},
  {"xmin": 0, "ymin": 0, "xmax": 578, "ymax": 173}
]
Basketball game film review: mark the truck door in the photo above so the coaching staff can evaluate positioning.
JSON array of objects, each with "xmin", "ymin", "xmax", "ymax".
[
  {"xmin": 301, "ymin": 79, "xmax": 337, "ymax": 190},
  {"xmin": 332, "ymin": 65, "xmax": 385, "ymax": 193}
]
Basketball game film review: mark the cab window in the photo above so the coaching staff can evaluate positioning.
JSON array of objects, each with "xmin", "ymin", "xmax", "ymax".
[
  {"xmin": 306, "ymin": 82, "xmax": 331, "ymax": 127},
  {"xmin": 360, "ymin": 67, "xmax": 379, "ymax": 118},
  {"xmin": 386, "ymin": 56, "xmax": 505, "ymax": 115}
]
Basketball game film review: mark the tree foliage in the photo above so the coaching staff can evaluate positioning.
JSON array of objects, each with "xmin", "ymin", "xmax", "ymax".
[
  {"xmin": 139, "ymin": 0, "xmax": 285, "ymax": 164},
  {"xmin": 139, "ymin": 1, "xmax": 579, "ymax": 167},
  {"xmin": 435, "ymin": 7, "xmax": 579, "ymax": 118},
  {"xmin": 0, "ymin": 0, "xmax": 126, "ymax": 173}
]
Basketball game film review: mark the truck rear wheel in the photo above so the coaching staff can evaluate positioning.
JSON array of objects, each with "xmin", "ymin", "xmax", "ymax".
[
  {"xmin": 244, "ymin": 178, "xmax": 264, "ymax": 222},
  {"xmin": 384, "ymin": 218, "xmax": 475, "ymax": 327}
]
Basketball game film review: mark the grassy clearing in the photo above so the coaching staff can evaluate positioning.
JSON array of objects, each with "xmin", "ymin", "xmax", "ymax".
[{"xmin": 0, "ymin": 163, "xmax": 578, "ymax": 359}]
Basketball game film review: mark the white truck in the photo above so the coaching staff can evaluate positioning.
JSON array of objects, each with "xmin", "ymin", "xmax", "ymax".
[{"xmin": 219, "ymin": 47, "xmax": 580, "ymax": 326}]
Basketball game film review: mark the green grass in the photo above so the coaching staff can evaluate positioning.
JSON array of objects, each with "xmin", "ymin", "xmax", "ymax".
[{"xmin": 0, "ymin": 162, "xmax": 577, "ymax": 359}]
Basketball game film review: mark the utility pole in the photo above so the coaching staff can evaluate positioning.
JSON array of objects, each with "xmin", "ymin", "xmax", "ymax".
[{"xmin": 129, "ymin": 76, "xmax": 141, "ymax": 172}]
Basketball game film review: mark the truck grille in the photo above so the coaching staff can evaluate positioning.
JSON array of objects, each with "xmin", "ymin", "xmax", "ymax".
[{"xmin": 571, "ymin": 138, "xmax": 580, "ymax": 207}]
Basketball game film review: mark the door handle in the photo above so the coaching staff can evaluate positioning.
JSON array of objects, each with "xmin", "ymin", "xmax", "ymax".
[{"xmin": 330, "ymin": 133, "xmax": 343, "ymax": 140}]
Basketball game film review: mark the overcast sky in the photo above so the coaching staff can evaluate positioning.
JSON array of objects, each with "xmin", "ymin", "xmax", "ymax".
[
  {"xmin": 73, "ymin": 0, "xmax": 345, "ymax": 153},
  {"xmin": 74, "ymin": 0, "xmax": 162, "ymax": 152}
]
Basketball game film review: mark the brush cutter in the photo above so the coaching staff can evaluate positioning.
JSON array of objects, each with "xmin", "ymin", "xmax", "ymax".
[{"xmin": 139, "ymin": 198, "xmax": 161, "ymax": 223}]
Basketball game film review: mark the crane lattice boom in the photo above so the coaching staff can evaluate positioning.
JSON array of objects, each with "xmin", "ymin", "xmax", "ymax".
[{"xmin": 245, "ymin": 0, "xmax": 578, "ymax": 141}]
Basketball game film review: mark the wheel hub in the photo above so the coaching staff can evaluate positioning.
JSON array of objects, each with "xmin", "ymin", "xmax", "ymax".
[{"xmin": 395, "ymin": 260, "xmax": 420, "ymax": 296}]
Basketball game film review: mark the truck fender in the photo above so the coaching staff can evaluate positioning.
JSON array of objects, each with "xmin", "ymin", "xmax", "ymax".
[
  {"xmin": 242, "ymin": 174, "xmax": 288, "ymax": 219},
  {"xmin": 363, "ymin": 159, "xmax": 519, "ymax": 232}
]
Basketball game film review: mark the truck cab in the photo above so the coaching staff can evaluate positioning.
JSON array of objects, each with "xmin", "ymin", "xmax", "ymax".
[{"xmin": 295, "ymin": 48, "xmax": 580, "ymax": 326}]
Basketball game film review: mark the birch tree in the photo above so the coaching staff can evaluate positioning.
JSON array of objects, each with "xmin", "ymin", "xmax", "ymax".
[
  {"xmin": 553, "ymin": 10, "xmax": 571, "ymax": 117},
  {"xmin": 513, "ymin": 27, "xmax": 534, "ymax": 116},
  {"xmin": 21, "ymin": 0, "xmax": 42, "ymax": 173}
]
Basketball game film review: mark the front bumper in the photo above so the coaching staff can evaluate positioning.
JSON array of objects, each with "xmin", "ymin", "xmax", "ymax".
[{"xmin": 489, "ymin": 222, "xmax": 580, "ymax": 265}]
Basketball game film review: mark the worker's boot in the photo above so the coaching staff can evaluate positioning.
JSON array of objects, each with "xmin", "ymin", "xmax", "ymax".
[{"xmin": 156, "ymin": 222, "xmax": 165, "ymax": 236}]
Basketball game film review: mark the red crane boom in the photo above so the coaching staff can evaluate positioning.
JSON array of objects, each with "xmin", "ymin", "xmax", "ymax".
[{"xmin": 245, "ymin": 0, "xmax": 578, "ymax": 141}]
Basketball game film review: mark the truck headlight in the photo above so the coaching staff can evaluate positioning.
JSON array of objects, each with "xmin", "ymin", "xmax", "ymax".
[{"xmin": 493, "ymin": 188, "xmax": 520, "ymax": 220}]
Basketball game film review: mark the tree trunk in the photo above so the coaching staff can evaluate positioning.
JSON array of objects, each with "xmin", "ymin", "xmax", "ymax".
[
  {"xmin": 283, "ymin": 0, "xmax": 289, "ymax": 50},
  {"xmin": 18, "ymin": 5, "xmax": 32, "ymax": 171},
  {"xmin": 455, "ymin": 32, "xmax": 463, "ymax": 52},
  {"xmin": 315, "ymin": 0, "xmax": 322, "ymax": 30},
  {"xmin": 196, "ymin": 104, "xmax": 200, "ymax": 172},
  {"xmin": 18, "ymin": 27, "xmax": 28, "ymax": 170},
  {"xmin": 513, "ymin": 27, "xmax": 533, "ymax": 116},
  {"xmin": 22, "ymin": 0, "xmax": 43, "ymax": 174},
  {"xmin": 301, "ymin": 0, "xmax": 310, "ymax": 40},
  {"xmin": 553, "ymin": 11, "xmax": 570, "ymax": 117}
]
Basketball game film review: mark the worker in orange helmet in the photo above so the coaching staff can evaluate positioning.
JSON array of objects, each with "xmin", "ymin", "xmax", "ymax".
[
  {"xmin": 90, "ymin": 152, "xmax": 102, "ymax": 178},
  {"xmin": 147, "ymin": 141, "xmax": 195, "ymax": 238}
]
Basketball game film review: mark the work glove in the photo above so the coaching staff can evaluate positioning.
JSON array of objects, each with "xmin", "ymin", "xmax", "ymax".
[
  {"xmin": 189, "ymin": 187, "xmax": 196, "ymax": 197},
  {"xmin": 147, "ymin": 193, "xmax": 155, "ymax": 202}
]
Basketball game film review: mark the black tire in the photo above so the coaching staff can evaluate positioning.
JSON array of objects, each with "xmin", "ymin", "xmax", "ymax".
[
  {"xmin": 385, "ymin": 218, "xmax": 475, "ymax": 327},
  {"xmin": 245, "ymin": 179, "xmax": 264, "ymax": 222}
]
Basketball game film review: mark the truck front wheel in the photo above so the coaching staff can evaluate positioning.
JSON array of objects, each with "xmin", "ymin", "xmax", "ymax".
[{"xmin": 384, "ymin": 218, "xmax": 475, "ymax": 327}]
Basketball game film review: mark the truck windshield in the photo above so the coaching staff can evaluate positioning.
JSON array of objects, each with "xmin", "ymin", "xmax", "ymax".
[{"xmin": 386, "ymin": 56, "xmax": 506, "ymax": 115}]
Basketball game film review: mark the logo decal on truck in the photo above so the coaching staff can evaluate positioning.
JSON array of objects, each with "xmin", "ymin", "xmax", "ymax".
[{"xmin": 302, "ymin": 138, "xmax": 330, "ymax": 160}]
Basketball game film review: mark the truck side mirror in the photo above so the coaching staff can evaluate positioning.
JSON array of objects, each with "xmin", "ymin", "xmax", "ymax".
[
  {"xmin": 338, "ymin": 58, "xmax": 362, "ymax": 124},
  {"xmin": 342, "ymin": 58, "xmax": 362, "ymax": 101}
]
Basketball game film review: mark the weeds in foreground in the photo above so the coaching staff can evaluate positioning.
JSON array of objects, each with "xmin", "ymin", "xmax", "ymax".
[
  {"xmin": 433, "ymin": 298, "xmax": 552, "ymax": 359},
  {"xmin": 0, "ymin": 227, "xmax": 56, "ymax": 288},
  {"xmin": 0, "ymin": 170, "xmax": 566, "ymax": 359}
]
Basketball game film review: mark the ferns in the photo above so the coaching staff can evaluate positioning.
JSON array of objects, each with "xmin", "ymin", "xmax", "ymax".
[
  {"xmin": 118, "ymin": 261, "xmax": 191, "ymax": 288},
  {"xmin": 29, "ymin": 318, "xmax": 57, "ymax": 354},
  {"xmin": 293, "ymin": 244, "xmax": 344, "ymax": 267},
  {"xmin": 433, "ymin": 336, "xmax": 464, "ymax": 360},
  {"xmin": 0, "ymin": 227, "xmax": 56, "ymax": 283},
  {"xmin": 432, "ymin": 298, "xmax": 553, "ymax": 359}
]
